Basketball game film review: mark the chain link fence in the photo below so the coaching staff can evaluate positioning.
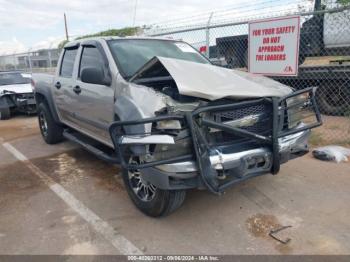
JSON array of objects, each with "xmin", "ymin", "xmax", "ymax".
[
  {"xmin": 0, "ymin": 49, "xmax": 59, "ymax": 74},
  {"xmin": 145, "ymin": 2, "xmax": 350, "ymax": 146}
]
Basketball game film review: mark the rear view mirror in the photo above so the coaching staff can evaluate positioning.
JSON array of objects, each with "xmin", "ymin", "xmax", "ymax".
[{"xmin": 81, "ymin": 67, "xmax": 111, "ymax": 86}]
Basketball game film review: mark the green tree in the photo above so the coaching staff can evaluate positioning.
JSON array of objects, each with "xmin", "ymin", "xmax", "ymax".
[
  {"xmin": 57, "ymin": 26, "xmax": 140, "ymax": 49},
  {"xmin": 58, "ymin": 39, "xmax": 68, "ymax": 50},
  {"xmin": 336, "ymin": 0, "xmax": 350, "ymax": 5}
]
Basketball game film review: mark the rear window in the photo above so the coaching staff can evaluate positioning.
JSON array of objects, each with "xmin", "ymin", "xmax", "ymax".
[{"xmin": 60, "ymin": 48, "xmax": 78, "ymax": 77}]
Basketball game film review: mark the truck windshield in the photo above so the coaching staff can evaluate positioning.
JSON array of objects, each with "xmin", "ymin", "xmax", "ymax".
[
  {"xmin": 0, "ymin": 73, "xmax": 30, "ymax": 86},
  {"xmin": 108, "ymin": 39, "xmax": 210, "ymax": 79}
]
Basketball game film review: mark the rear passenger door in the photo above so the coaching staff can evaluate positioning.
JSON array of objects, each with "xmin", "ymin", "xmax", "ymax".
[
  {"xmin": 74, "ymin": 42, "xmax": 115, "ymax": 145},
  {"xmin": 54, "ymin": 45, "xmax": 79, "ymax": 125}
]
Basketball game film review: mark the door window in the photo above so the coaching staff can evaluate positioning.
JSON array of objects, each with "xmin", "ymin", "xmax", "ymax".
[
  {"xmin": 60, "ymin": 48, "xmax": 78, "ymax": 77},
  {"xmin": 79, "ymin": 46, "xmax": 105, "ymax": 77}
]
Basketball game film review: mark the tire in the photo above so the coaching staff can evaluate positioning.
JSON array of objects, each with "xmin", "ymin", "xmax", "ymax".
[
  {"xmin": 121, "ymin": 157, "xmax": 186, "ymax": 217},
  {"xmin": 0, "ymin": 107, "xmax": 11, "ymax": 120},
  {"xmin": 316, "ymin": 82, "xmax": 350, "ymax": 116},
  {"xmin": 37, "ymin": 102, "xmax": 63, "ymax": 144}
]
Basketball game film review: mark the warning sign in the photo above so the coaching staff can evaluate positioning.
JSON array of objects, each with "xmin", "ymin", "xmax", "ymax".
[{"xmin": 248, "ymin": 16, "xmax": 300, "ymax": 76}]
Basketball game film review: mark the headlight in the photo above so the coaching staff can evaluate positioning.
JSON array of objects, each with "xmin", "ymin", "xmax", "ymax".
[
  {"xmin": 286, "ymin": 92, "xmax": 310, "ymax": 129},
  {"xmin": 156, "ymin": 120, "xmax": 182, "ymax": 130}
]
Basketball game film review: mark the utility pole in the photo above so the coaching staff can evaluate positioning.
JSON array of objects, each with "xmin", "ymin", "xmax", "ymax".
[
  {"xmin": 132, "ymin": 0, "xmax": 138, "ymax": 27},
  {"xmin": 64, "ymin": 13, "xmax": 69, "ymax": 41}
]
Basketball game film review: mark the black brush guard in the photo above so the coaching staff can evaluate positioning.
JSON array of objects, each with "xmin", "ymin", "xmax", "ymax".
[{"xmin": 109, "ymin": 87, "xmax": 322, "ymax": 194}]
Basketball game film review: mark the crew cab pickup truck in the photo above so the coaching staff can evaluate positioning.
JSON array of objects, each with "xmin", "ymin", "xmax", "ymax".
[{"xmin": 33, "ymin": 37, "xmax": 322, "ymax": 217}]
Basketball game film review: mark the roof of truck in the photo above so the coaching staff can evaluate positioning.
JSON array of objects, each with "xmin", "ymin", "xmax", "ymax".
[{"xmin": 64, "ymin": 36, "xmax": 176, "ymax": 48}]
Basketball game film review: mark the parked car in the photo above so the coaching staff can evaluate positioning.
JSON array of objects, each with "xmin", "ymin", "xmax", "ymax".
[
  {"xmin": 0, "ymin": 71, "xmax": 36, "ymax": 120},
  {"xmin": 33, "ymin": 37, "xmax": 322, "ymax": 217}
]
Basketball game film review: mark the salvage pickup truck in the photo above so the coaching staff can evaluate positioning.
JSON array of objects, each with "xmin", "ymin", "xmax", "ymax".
[{"xmin": 33, "ymin": 37, "xmax": 322, "ymax": 217}]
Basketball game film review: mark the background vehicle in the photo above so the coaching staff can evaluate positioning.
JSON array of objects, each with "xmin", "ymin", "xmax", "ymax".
[
  {"xmin": 33, "ymin": 37, "xmax": 321, "ymax": 217},
  {"xmin": 0, "ymin": 71, "xmax": 36, "ymax": 120},
  {"xmin": 215, "ymin": 0, "xmax": 350, "ymax": 115}
]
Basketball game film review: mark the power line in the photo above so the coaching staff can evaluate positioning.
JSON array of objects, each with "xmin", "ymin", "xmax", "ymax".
[{"xmin": 149, "ymin": 0, "xmax": 306, "ymax": 27}]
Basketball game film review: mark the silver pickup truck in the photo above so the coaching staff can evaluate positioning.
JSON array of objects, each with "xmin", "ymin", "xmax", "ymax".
[{"xmin": 33, "ymin": 37, "xmax": 322, "ymax": 217}]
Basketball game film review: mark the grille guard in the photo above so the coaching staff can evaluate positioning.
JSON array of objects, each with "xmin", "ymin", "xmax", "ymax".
[{"xmin": 109, "ymin": 87, "xmax": 322, "ymax": 194}]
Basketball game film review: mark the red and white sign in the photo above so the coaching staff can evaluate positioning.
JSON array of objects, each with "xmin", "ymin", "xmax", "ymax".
[{"xmin": 248, "ymin": 16, "xmax": 300, "ymax": 76}]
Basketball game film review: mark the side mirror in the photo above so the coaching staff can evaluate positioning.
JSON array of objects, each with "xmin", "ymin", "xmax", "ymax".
[{"xmin": 81, "ymin": 67, "xmax": 111, "ymax": 86}]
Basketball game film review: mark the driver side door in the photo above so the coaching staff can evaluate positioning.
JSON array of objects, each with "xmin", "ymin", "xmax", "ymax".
[{"xmin": 73, "ymin": 42, "xmax": 115, "ymax": 146}]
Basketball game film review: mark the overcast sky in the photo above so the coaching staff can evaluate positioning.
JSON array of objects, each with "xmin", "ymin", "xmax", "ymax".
[{"xmin": 0, "ymin": 0, "xmax": 310, "ymax": 55}]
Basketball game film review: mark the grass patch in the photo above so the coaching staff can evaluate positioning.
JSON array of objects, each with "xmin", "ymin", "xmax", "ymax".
[
  {"xmin": 331, "ymin": 139, "xmax": 350, "ymax": 147},
  {"xmin": 328, "ymin": 125, "xmax": 342, "ymax": 130},
  {"xmin": 309, "ymin": 131, "xmax": 326, "ymax": 146}
]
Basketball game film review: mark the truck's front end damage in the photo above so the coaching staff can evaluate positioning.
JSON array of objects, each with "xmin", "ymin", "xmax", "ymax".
[
  {"xmin": 0, "ymin": 92, "xmax": 36, "ymax": 114},
  {"xmin": 110, "ymin": 56, "xmax": 322, "ymax": 194},
  {"xmin": 0, "ymin": 72, "xmax": 36, "ymax": 119}
]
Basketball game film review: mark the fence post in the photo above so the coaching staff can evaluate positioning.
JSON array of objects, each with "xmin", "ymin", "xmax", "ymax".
[
  {"xmin": 13, "ymin": 53, "xmax": 17, "ymax": 70},
  {"xmin": 27, "ymin": 50, "xmax": 32, "ymax": 72},
  {"xmin": 205, "ymin": 12, "xmax": 214, "ymax": 58},
  {"xmin": 48, "ymin": 50, "xmax": 52, "ymax": 68}
]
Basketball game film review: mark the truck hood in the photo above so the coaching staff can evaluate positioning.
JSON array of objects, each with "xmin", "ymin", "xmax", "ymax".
[
  {"xmin": 130, "ymin": 56, "xmax": 292, "ymax": 101},
  {"xmin": 0, "ymin": 83, "xmax": 32, "ymax": 95}
]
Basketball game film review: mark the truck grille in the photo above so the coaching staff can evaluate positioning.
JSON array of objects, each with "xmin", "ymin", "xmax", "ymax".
[{"xmin": 209, "ymin": 102, "xmax": 273, "ymax": 143}]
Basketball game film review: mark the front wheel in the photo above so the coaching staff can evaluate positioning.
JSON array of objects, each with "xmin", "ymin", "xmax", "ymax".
[
  {"xmin": 0, "ymin": 107, "xmax": 11, "ymax": 120},
  {"xmin": 122, "ymin": 157, "xmax": 186, "ymax": 217}
]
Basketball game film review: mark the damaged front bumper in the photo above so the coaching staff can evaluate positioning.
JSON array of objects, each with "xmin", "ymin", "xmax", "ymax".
[
  {"xmin": 0, "ymin": 92, "xmax": 36, "ymax": 114},
  {"xmin": 156, "ymin": 127, "xmax": 310, "ymax": 174},
  {"xmin": 109, "ymin": 87, "xmax": 322, "ymax": 194}
]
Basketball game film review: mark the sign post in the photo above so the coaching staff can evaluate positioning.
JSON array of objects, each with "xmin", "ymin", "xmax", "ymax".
[{"xmin": 248, "ymin": 16, "xmax": 300, "ymax": 76}]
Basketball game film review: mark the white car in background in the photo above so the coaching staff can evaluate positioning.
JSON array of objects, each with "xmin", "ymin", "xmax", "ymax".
[{"xmin": 0, "ymin": 71, "xmax": 36, "ymax": 120}]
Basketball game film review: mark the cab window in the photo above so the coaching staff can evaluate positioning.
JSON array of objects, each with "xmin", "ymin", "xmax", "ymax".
[
  {"xmin": 60, "ymin": 48, "xmax": 78, "ymax": 77},
  {"xmin": 79, "ymin": 46, "xmax": 105, "ymax": 77}
]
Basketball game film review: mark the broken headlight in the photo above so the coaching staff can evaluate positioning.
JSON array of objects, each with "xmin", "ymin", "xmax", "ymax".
[{"xmin": 286, "ymin": 92, "xmax": 310, "ymax": 129}]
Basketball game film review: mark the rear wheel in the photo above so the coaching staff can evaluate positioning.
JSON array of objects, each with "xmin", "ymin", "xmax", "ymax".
[
  {"xmin": 0, "ymin": 107, "xmax": 10, "ymax": 120},
  {"xmin": 122, "ymin": 157, "xmax": 186, "ymax": 217},
  {"xmin": 37, "ymin": 103, "xmax": 63, "ymax": 144}
]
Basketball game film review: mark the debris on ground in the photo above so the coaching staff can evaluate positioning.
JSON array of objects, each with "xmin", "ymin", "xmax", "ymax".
[
  {"xmin": 246, "ymin": 214, "xmax": 281, "ymax": 238},
  {"xmin": 269, "ymin": 226, "xmax": 292, "ymax": 244},
  {"xmin": 312, "ymin": 145, "xmax": 350, "ymax": 163}
]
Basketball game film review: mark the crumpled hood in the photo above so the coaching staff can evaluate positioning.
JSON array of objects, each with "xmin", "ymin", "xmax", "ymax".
[
  {"xmin": 0, "ymin": 83, "xmax": 32, "ymax": 95},
  {"xmin": 132, "ymin": 56, "xmax": 292, "ymax": 101}
]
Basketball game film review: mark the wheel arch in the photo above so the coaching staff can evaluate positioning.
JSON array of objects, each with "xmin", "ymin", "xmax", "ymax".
[{"xmin": 34, "ymin": 91, "xmax": 61, "ymax": 124}]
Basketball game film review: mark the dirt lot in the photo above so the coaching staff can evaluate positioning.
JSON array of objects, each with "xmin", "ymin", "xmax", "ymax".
[
  {"xmin": 0, "ymin": 116, "xmax": 349, "ymax": 255},
  {"xmin": 310, "ymin": 115, "xmax": 350, "ymax": 147}
]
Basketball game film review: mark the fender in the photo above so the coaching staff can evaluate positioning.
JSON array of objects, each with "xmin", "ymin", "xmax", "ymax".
[
  {"xmin": 114, "ymin": 95, "xmax": 151, "ymax": 135},
  {"xmin": 34, "ymin": 85, "xmax": 61, "ymax": 124},
  {"xmin": 114, "ymin": 95, "xmax": 154, "ymax": 155}
]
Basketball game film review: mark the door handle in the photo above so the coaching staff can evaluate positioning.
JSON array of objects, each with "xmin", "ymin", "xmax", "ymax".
[
  {"xmin": 73, "ymin": 85, "xmax": 81, "ymax": 94},
  {"xmin": 55, "ymin": 82, "xmax": 61, "ymax": 89}
]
